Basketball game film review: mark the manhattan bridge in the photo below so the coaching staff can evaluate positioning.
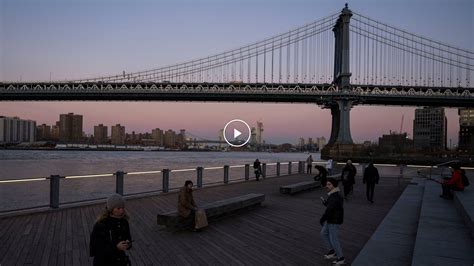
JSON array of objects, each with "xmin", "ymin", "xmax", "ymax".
[{"xmin": 1, "ymin": 4, "xmax": 473, "ymax": 156}]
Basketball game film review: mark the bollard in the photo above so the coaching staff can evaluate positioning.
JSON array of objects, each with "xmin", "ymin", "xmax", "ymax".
[
  {"xmin": 288, "ymin": 162, "xmax": 292, "ymax": 174},
  {"xmin": 196, "ymin": 167, "xmax": 203, "ymax": 188},
  {"xmin": 115, "ymin": 171, "xmax": 125, "ymax": 195},
  {"xmin": 298, "ymin": 161, "xmax": 303, "ymax": 174},
  {"xmin": 162, "ymin": 169, "xmax": 170, "ymax": 193},
  {"xmin": 49, "ymin": 175, "xmax": 61, "ymax": 209},
  {"xmin": 262, "ymin": 163, "xmax": 266, "ymax": 178},
  {"xmin": 224, "ymin": 165, "xmax": 229, "ymax": 184},
  {"xmin": 277, "ymin": 162, "xmax": 281, "ymax": 176},
  {"xmin": 245, "ymin": 164, "xmax": 250, "ymax": 181}
]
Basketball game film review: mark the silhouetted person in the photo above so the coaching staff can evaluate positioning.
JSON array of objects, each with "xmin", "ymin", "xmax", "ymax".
[
  {"xmin": 314, "ymin": 165, "xmax": 328, "ymax": 186},
  {"xmin": 363, "ymin": 163, "xmax": 379, "ymax": 203},
  {"xmin": 341, "ymin": 160, "xmax": 356, "ymax": 199},
  {"xmin": 306, "ymin": 155, "xmax": 314, "ymax": 174},
  {"xmin": 178, "ymin": 180, "xmax": 198, "ymax": 230},
  {"xmin": 253, "ymin": 159, "xmax": 262, "ymax": 181}
]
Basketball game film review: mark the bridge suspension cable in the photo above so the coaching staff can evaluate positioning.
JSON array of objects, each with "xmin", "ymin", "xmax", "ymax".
[
  {"xmin": 70, "ymin": 12, "xmax": 340, "ymax": 84},
  {"xmin": 350, "ymin": 12, "xmax": 474, "ymax": 88}
]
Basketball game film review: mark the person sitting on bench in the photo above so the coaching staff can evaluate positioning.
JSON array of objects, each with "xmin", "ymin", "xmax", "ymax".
[{"xmin": 439, "ymin": 163, "xmax": 464, "ymax": 200}]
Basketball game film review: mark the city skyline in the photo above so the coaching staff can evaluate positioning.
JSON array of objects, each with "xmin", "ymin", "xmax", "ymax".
[{"xmin": 1, "ymin": 0, "xmax": 472, "ymax": 144}]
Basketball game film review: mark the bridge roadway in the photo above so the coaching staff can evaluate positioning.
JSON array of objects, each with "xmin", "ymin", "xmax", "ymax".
[
  {"xmin": 1, "ymin": 82, "xmax": 473, "ymax": 107},
  {"xmin": 0, "ymin": 173, "xmax": 408, "ymax": 265}
]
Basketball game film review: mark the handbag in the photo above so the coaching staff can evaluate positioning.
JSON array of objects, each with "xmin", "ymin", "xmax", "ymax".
[{"xmin": 195, "ymin": 209, "xmax": 208, "ymax": 229}]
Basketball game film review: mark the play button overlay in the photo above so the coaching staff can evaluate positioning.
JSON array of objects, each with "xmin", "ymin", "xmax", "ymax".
[
  {"xmin": 234, "ymin": 129, "xmax": 242, "ymax": 138},
  {"xmin": 223, "ymin": 119, "xmax": 251, "ymax": 147}
]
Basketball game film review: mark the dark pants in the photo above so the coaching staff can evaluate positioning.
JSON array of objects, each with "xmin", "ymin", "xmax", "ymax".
[
  {"xmin": 254, "ymin": 168, "xmax": 261, "ymax": 180},
  {"xmin": 343, "ymin": 180, "xmax": 351, "ymax": 197},
  {"xmin": 441, "ymin": 184, "xmax": 462, "ymax": 199},
  {"xmin": 307, "ymin": 165, "xmax": 312, "ymax": 174},
  {"xmin": 366, "ymin": 183, "xmax": 375, "ymax": 202}
]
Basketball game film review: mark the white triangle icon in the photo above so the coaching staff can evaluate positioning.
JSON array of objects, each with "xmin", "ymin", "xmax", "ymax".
[{"xmin": 234, "ymin": 128, "xmax": 242, "ymax": 139}]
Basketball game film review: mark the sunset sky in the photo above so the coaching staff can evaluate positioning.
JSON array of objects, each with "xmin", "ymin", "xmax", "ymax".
[{"xmin": 1, "ymin": 0, "xmax": 472, "ymax": 145}]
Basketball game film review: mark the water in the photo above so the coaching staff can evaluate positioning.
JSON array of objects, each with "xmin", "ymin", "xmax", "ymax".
[
  {"xmin": 0, "ymin": 150, "xmax": 321, "ymax": 211},
  {"xmin": 0, "ymin": 150, "xmax": 320, "ymax": 180}
]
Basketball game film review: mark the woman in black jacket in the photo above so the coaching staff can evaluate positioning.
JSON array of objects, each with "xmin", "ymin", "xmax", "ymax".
[
  {"xmin": 320, "ymin": 178, "xmax": 345, "ymax": 265},
  {"xmin": 90, "ymin": 194, "xmax": 132, "ymax": 266}
]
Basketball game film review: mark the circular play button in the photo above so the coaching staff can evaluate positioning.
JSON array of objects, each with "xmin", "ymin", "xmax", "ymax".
[{"xmin": 223, "ymin": 119, "xmax": 251, "ymax": 147}]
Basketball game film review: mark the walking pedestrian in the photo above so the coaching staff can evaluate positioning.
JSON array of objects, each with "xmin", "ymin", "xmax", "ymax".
[
  {"xmin": 363, "ymin": 163, "xmax": 379, "ymax": 203},
  {"xmin": 326, "ymin": 158, "xmax": 333, "ymax": 175},
  {"xmin": 314, "ymin": 165, "xmax": 328, "ymax": 187},
  {"xmin": 320, "ymin": 178, "xmax": 345, "ymax": 265},
  {"xmin": 253, "ymin": 159, "xmax": 262, "ymax": 181},
  {"xmin": 341, "ymin": 160, "xmax": 357, "ymax": 200},
  {"xmin": 306, "ymin": 155, "xmax": 314, "ymax": 174},
  {"xmin": 90, "ymin": 194, "xmax": 132, "ymax": 266}
]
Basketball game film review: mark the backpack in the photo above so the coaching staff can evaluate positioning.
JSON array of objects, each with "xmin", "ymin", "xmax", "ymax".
[{"xmin": 461, "ymin": 169, "xmax": 470, "ymax": 187}]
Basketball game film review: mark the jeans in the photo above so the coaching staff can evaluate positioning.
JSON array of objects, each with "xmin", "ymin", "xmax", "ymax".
[
  {"xmin": 307, "ymin": 165, "xmax": 312, "ymax": 174},
  {"xmin": 320, "ymin": 222, "xmax": 343, "ymax": 258}
]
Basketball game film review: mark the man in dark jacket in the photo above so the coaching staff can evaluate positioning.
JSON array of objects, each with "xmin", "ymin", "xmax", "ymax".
[
  {"xmin": 363, "ymin": 163, "xmax": 380, "ymax": 203},
  {"xmin": 314, "ymin": 165, "xmax": 328, "ymax": 187},
  {"xmin": 341, "ymin": 160, "xmax": 357, "ymax": 199},
  {"xmin": 320, "ymin": 178, "xmax": 345, "ymax": 265},
  {"xmin": 253, "ymin": 159, "xmax": 262, "ymax": 181}
]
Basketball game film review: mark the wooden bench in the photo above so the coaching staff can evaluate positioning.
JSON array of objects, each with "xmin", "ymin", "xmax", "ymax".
[
  {"xmin": 280, "ymin": 181, "xmax": 321, "ymax": 195},
  {"xmin": 157, "ymin": 193, "xmax": 265, "ymax": 230}
]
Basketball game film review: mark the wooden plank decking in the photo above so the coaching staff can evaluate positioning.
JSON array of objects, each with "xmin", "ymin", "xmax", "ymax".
[{"xmin": 0, "ymin": 174, "xmax": 408, "ymax": 265}]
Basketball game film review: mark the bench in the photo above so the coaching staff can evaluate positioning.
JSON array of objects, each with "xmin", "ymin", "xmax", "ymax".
[
  {"xmin": 454, "ymin": 183, "xmax": 474, "ymax": 238},
  {"xmin": 157, "ymin": 193, "xmax": 265, "ymax": 230},
  {"xmin": 280, "ymin": 181, "xmax": 321, "ymax": 195}
]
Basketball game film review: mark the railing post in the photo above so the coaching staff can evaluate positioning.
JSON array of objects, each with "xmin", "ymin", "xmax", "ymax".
[
  {"xmin": 298, "ymin": 161, "xmax": 304, "ymax": 174},
  {"xmin": 49, "ymin": 175, "xmax": 61, "ymax": 209},
  {"xmin": 162, "ymin": 169, "xmax": 170, "ymax": 193},
  {"xmin": 288, "ymin": 162, "xmax": 292, "ymax": 175},
  {"xmin": 196, "ymin": 167, "xmax": 203, "ymax": 188},
  {"xmin": 224, "ymin": 165, "xmax": 229, "ymax": 184},
  {"xmin": 245, "ymin": 164, "xmax": 250, "ymax": 181},
  {"xmin": 115, "ymin": 171, "xmax": 125, "ymax": 196},
  {"xmin": 262, "ymin": 163, "xmax": 266, "ymax": 179},
  {"xmin": 399, "ymin": 164, "xmax": 405, "ymax": 187},
  {"xmin": 277, "ymin": 162, "xmax": 281, "ymax": 176}
]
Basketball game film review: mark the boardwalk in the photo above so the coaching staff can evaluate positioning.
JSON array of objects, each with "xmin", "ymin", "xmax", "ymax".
[{"xmin": 1, "ymin": 174, "xmax": 408, "ymax": 265}]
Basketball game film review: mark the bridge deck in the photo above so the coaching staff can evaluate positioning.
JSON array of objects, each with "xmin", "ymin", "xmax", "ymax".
[{"xmin": 0, "ymin": 174, "xmax": 408, "ymax": 265}]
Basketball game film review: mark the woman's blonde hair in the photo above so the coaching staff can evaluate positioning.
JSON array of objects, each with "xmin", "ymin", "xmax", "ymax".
[{"xmin": 96, "ymin": 206, "xmax": 129, "ymax": 223}]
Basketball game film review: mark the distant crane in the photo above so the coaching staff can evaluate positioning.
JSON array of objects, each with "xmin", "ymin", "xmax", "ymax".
[{"xmin": 400, "ymin": 114, "xmax": 404, "ymax": 134}]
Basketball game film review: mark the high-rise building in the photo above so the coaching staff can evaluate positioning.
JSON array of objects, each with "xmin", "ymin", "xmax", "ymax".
[
  {"xmin": 459, "ymin": 108, "xmax": 474, "ymax": 154},
  {"xmin": 94, "ymin": 124, "xmax": 108, "ymax": 144},
  {"xmin": 59, "ymin": 113, "xmax": 83, "ymax": 143},
  {"xmin": 177, "ymin": 129, "xmax": 186, "ymax": 147},
  {"xmin": 36, "ymin": 124, "xmax": 51, "ymax": 140},
  {"xmin": 413, "ymin": 107, "xmax": 447, "ymax": 151},
  {"xmin": 164, "ymin": 129, "xmax": 176, "ymax": 148},
  {"xmin": 0, "ymin": 116, "xmax": 36, "ymax": 144},
  {"xmin": 51, "ymin": 121, "xmax": 60, "ymax": 141},
  {"xmin": 316, "ymin": 136, "xmax": 327, "ymax": 151},
  {"xmin": 111, "ymin": 124, "xmax": 126, "ymax": 145},
  {"xmin": 152, "ymin": 128, "xmax": 164, "ymax": 146},
  {"xmin": 256, "ymin": 120, "xmax": 264, "ymax": 145}
]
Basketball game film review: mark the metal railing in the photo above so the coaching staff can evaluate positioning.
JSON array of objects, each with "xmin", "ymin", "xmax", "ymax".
[{"xmin": 0, "ymin": 161, "xmax": 307, "ymax": 212}]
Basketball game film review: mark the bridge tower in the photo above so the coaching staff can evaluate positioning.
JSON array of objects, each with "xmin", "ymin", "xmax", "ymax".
[{"xmin": 321, "ymin": 4, "xmax": 358, "ymax": 159}]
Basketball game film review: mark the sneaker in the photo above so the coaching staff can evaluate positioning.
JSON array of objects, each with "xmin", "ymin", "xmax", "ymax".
[
  {"xmin": 332, "ymin": 257, "xmax": 345, "ymax": 264},
  {"xmin": 324, "ymin": 249, "xmax": 336, "ymax": 259}
]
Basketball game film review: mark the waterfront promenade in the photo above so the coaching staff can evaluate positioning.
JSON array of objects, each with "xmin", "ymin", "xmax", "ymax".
[{"xmin": 1, "ymin": 173, "xmax": 408, "ymax": 265}]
